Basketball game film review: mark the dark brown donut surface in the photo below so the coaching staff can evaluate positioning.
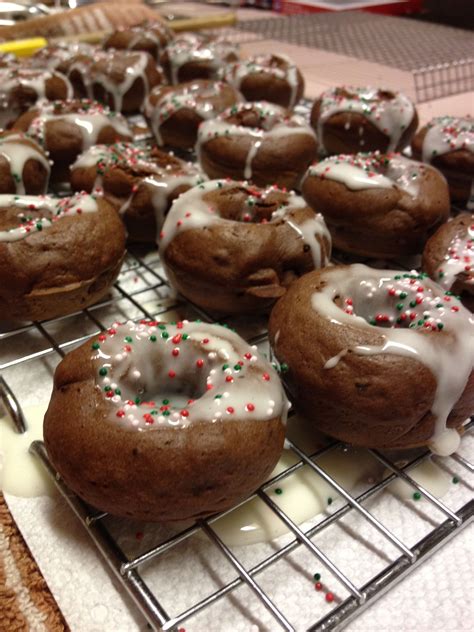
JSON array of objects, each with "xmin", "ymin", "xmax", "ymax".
[
  {"xmin": 0, "ymin": 193, "xmax": 125, "ymax": 322},
  {"xmin": 160, "ymin": 179, "xmax": 331, "ymax": 315},
  {"xmin": 103, "ymin": 20, "xmax": 174, "ymax": 60},
  {"xmin": 145, "ymin": 79, "xmax": 242, "ymax": 150},
  {"xmin": 302, "ymin": 151, "xmax": 450, "ymax": 258},
  {"xmin": 269, "ymin": 265, "xmax": 473, "ymax": 453},
  {"xmin": 311, "ymin": 86, "xmax": 418, "ymax": 155},
  {"xmin": 0, "ymin": 131, "xmax": 50, "ymax": 195},
  {"xmin": 423, "ymin": 213, "xmax": 474, "ymax": 311},
  {"xmin": 197, "ymin": 102, "xmax": 317, "ymax": 189}
]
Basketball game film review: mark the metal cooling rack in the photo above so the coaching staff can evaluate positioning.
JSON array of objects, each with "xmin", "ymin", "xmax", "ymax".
[{"xmin": 1, "ymin": 245, "xmax": 473, "ymax": 631}]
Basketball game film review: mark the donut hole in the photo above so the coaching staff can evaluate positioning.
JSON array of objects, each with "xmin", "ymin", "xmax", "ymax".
[
  {"xmin": 204, "ymin": 186, "xmax": 291, "ymax": 224},
  {"xmin": 226, "ymin": 106, "xmax": 283, "ymax": 131}
]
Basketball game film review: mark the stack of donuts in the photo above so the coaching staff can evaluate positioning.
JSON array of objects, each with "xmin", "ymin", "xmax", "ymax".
[{"xmin": 0, "ymin": 17, "xmax": 470, "ymax": 524}]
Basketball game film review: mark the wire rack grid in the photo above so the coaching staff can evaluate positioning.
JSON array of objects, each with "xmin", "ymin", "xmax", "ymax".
[{"xmin": 1, "ymin": 243, "xmax": 473, "ymax": 631}]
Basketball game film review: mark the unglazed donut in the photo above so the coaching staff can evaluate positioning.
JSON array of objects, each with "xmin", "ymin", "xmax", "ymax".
[
  {"xmin": 103, "ymin": 20, "xmax": 174, "ymax": 60},
  {"xmin": 43, "ymin": 320, "xmax": 287, "ymax": 521},
  {"xmin": 160, "ymin": 179, "xmax": 331, "ymax": 314},
  {"xmin": 311, "ymin": 86, "xmax": 418, "ymax": 155},
  {"xmin": 423, "ymin": 213, "xmax": 474, "ymax": 311},
  {"xmin": 145, "ymin": 80, "xmax": 242, "ymax": 150},
  {"xmin": 0, "ymin": 192, "xmax": 126, "ymax": 322},
  {"xmin": 0, "ymin": 67, "xmax": 73, "ymax": 129},
  {"xmin": 222, "ymin": 53, "xmax": 304, "ymax": 109},
  {"xmin": 197, "ymin": 102, "xmax": 317, "ymax": 188},
  {"xmin": 13, "ymin": 99, "xmax": 133, "ymax": 182},
  {"xmin": 70, "ymin": 142, "xmax": 205, "ymax": 243},
  {"xmin": 411, "ymin": 116, "xmax": 473, "ymax": 207},
  {"xmin": 160, "ymin": 33, "xmax": 239, "ymax": 85},
  {"xmin": 269, "ymin": 264, "xmax": 474, "ymax": 455},
  {"xmin": 301, "ymin": 151, "xmax": 450, "ymax": 258},
  {"xmin": 0, "ymin": 131, "xmax": 50, "ymax": 195}
]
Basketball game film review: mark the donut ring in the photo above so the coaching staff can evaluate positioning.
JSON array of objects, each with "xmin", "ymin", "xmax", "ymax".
[
  {"xmin": 301, "ymin": 151, "xmax": 450, "ymax": 258},
  {"xmin": 269, "ymin": 264, "xmax": 474, "ymax": 455},
  {"xmin": 423, "ymin": 213, "xmax": 474, "ymax": 311},
  {"xmin": 160, "ymin": 33, "xmax": 239, "ymax": 85},
  {"xmin": 222, "ymin": 53, "xmax": 304, "ymax": 109},
  {"xmin": 0, "ymin": 67, "xmax": 73, "ymax": 129},
  {"xmin": 44, "ymin": 320, "xmax": 287, "ymax": 521},
  {"xmin": 0, "ymin": 192, "xmax": 126, "ymax": 322},
  {"xmin": 160, "ymin": 179, "xmax": 331, "ymax": 315},
  {"xmin": 103, "ymin": 20, "xmax": 174, "ymax": 60},
  {"xmin": 411, "ymin": 116, "xmax": 474, "ymax": 206},
  {"xmin": 13, "ymin": 99, "xmax": 133, "ymax": 182},
  {"xmin": 197, "ymin": 102, "xmax": 317, "ymax": 188},
  {"xmin": 70, "ymin": 142, "xmax": 205, "ymax": 243},
  {"xmin": 0, "ymin": 131, "xmax": 51, "ymax": 195},
  {"xmin": 311, "ymin": 86, "xmax": 418, "ymax": 155},
  {"xmin": 145, "ymin": 80, "xmax": 243, "ymax": 150}
]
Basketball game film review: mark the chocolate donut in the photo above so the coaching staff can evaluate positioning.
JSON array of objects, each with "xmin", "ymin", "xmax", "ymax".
[
  {"xmin": 311, "ymin": 86, "xmax": 418, "ymax": 155},
  {"xmin": 0, "ymin": 131, "xmax": 50, "ymax": 195},
  {"xmin": 103, "ymin": 20, "xmax": 174, "ymax": 60},
  {"xmin": 302, "ymin": 152, "xmax": 450, "ymax": 258},
  {"xmin": 44, "ymin": 320, "xmax": 287, "ymax": 521},
  {"xmin": 145, "ymin": 79, "xmax": 243, "ymax": 150},
  {"xmin": 222, "ymin": 53, "xmax": 304, "ymax": 109},
  {"xmin": 70, "ymin": 142, "xmax": 205, "ymax": 243},
  {"xmin": 269, "ymin": 264, "xmax": 474, "ymax": 455},
  {"xmin": 13, "ymin": 99, "xmax": 133, "ymax": 182},
  {"xmin": 160, "ymin": 33, "xmax": 239, "ymax": 85},
  {"xmin": 26, "ymin": 42, "xmax": 99, "ymax": 71},
  {"xmin": 423, "ymin": 213, "xmax": 474, "ymax": 311},
  {"xmin": 160, "ymin": 179, "xmax": 331, "ymax": 315},
  {"xmin": 411, "ymin": 116, "xmax": 473, "ymax": 207},
  {"xmin": 0, "ymin": 67, "xmax": 73, "ymax": 129},
  {"xmin": 197, "ymin": 102, "xmax": 317, "ymax": 189},
  {"xmin": 0, "ymin": 192, "xmax": 126, "ymax": 322}
]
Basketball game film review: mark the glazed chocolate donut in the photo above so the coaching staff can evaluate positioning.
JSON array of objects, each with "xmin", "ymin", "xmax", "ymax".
[
  {"xmin": 311, "ymin": 86, "xmax": 418, "ymax": 155},
  {"xmin": 26, "ymin": 42, "xmax": 99, "ymax": 71},
  {"xmin": 160, "ymin": 179, "xmax": 331, "ymax": 315},
  {"xmin": 53, "ymin": 49, "xmax": 164, "ymax": 112},
  {"xmin": 0, "ymin": 67, "xmax": 73, "ymax": 129},
  {"xmin": 70, "ymin": 142, "xmax": 205, "ymax": 243},
  {"xmin": 0, "ymin": 131, "xmax": 50, "ymax": 195},
  {"xmin": 160, "ymin": 33, "xmax": 239, "ymax": 85},
  {"xmin": 222, "ymin": 53, "xmax": 304, "ymax": 109},
  {"xmin": 301, "ymin": 152, "xmax": 450, "ymax": 258},
  {"xmin": 103, "ymin": 20, "xmax": 174, "ymax": 60},
  {"xmin": 0, "ymin": 192, "xmax": 126, "ymax": 322},
  {"xmin": 423, "ymin": 213, "xmax": 474, "ymax": 311},
  {"xmin": 269, "ymin": 264, "xmax": 474, "ymax": 455},
  {"xmin": 0, "ymin": 52, "xmax": 18, "ymax": 69},
  {"xmin": 44, "ymin": 320, "xmax": 287, "ymax": 521},
  {"xmin": 197, "ymin": 102, "xmax": 317, "ymax": 189},
  {"xmin": 13, "ymin": 99, "xmax": 133, "ymax": 182},
  {"xmin": 411, "ymin": 116, "xmax": 473, "ymax": 207},
  {"xmin": 145, "ymin": 79, "xmax": 242, "ymax": 150}
]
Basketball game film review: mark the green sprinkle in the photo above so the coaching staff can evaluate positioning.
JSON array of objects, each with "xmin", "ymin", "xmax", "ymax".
[
  {"xmin": 409, "ymin": 300, "xmax": 417, "ymax": 308},
  {"xmin": 275, "ymin": 488, "xmax": 283, "ymax": 495},
  {"xmin": 115, "ymin": 388, "xmax": 121, "ymax": 395},
  {"xmin": 149, "ymin": 335, "xmax": 157, "ymax": 342},
  {"xmin": 234, "ymin": 364, "xmax": 241, "ymax": 371},
  {"xmin": 394, "ymin": 275, "xmax": 401, "ymax": 280},
  {"xmin": 222, "ymin": 364, "xmax": 229, "ymax": 371},
  {"xmin": 399, "ymin": 292, "xmax": 407, "ymax": 299},
  {"xmin": 214, "ymin": 394, "xmax": 222, "ymax": 399},
  {"xmin": 161, "ymin": 331, "xmax": 169, "ymax": 339},
  {"xmin": 162, "ymin": 399, "xmax": 169, "ymax": 405},
  {"xmin": 158, "ymin": 324, "xmax": 166, "ymax": 330},
  {"xmin": 182, "ymin": 333, "xmax": 189, "ymax": 340},
  {"xmin": 99, "ymin": 367, "xmax": 107, "ymax": 376},
  {"xmin": 396, "ymin": 303, "xmax": 404, "ymax": 311},
  {"xmin": 163, "ymin": 410, "xmax": 170, "ymax": 416},
  {"xmin": 417, "ymin": 320, "xmax": 424, "ymax": 326},
  {"xmin": 413, "ymin": 492, "xmax": 421, "ymax": 501},
  {"xmin": 313, "ymin": 573, "xmax": 321, "ymax": 581},
  {"xmin": 36, "ymin": 223, "xmax": 43, "ymax": 231},
  {"xmin": 135, "ymin": 397, "xmax": 141, "ymax": 405},
  {"xmin": 92, "ymin": 342, "xmax": 100, "ymax": 350},
  {"xmin": 124, "ymin": 336, "xmax": 133, "ymax": 343},
  {"xmin": 327, "ymin": 497, "xmax": 333, "ymax": 505},
  {"xmin": 437, "ymin": 323, "xmax": 444, "ymax": 330},
  {"xmin": 452, "ymin": 476, "xmax": 459, "ymax": 484},
  {"xmin": 104, "ymin": 386, "xmax": 111, "ymax": 392},
  {"xmin": 280, "ymin": 363, "xmax": 289, "ymax": 373}
]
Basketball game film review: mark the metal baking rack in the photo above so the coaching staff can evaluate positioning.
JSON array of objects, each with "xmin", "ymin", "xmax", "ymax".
[{"xmin": 1, "ymin": 244, "xmax": 473, "ymax": 631}]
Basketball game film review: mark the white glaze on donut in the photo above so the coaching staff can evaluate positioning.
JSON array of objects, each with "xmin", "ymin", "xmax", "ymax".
[
  {"xmin": 159, "ymin": 178, "xmax": 330, "ymax": 270},
  {"xmin": 93, "ymin": 320, "xmax": 288, "ymax": 430},
  {"xmin": 222, "ymin": 53, "xmax": 301, "ymax": 108},
  {"xmin": 421, "ymin": 116, "xmax": 474, "ymax": 163},
  {"xmin": 22, "ymin": 100, "xmax": 132, "ymax": 151},
  {"xmin": 0, "ymin": 133, "xmax": 51, "ymax": 195},
  {"xmin": 144, "ymin": 81, "xmax": 238, "ymax": 146},
  {"xmin": 434, "ymin": 216, "xmax": 474, "ymax": 290},
  {"xmin": 197, "ymin": 102, "xmax": 316, "ymax": 181},
  {"xmin": 317, "ymin": 86, "xmax": 415, "ymax": 153},
  {"xmin": 164, "ymin": 34, "xmax": 238, "ymax": 85},
  {"xmin": 311, "ymin": 264, "xmax": 474, "ymax": 455},
  {"xmin": 111, "ymin": 21, "xmax": 173, "ymax": 57},
  {"xmin": 304, "ymin": 151, "xmax": 429, "ymax": 197},
  {"xmin": 71, "ymin": 142, "xmax": 205, "ymax": 233},
  {"xmin": 0, "ymin": 192, "xmax": 98, "ymax": 242}
]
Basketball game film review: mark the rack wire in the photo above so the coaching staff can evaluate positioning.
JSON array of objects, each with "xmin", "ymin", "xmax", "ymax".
[{"xmin": 1, "ymin": 244, "xmax": 473, "ymax": 631}]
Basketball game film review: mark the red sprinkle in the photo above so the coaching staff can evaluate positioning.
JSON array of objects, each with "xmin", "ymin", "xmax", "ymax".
[
  {"xmin": 244, "ymin": 352, "xmax": 252, "ymax": 360},
  {"xmin": 262, "ymin": 373, "xmax": 270, "ymax": 381},
  {"xmin": 116, "ymin": 410, "xmax": 125, "ymax": 418},
  {"xmin": 172, "ymin": 334, "xmax": 182, "ymax": 344},
  {"xmin": 180, "ymin": 410, "xmax": 189, "ymax": 417},
  {"xmin": 246, "ymin": 403, "xmax": 255, "ymax": 412},
  {"xmin": 325, "ymin": 592, "xmax": 335, "ymax": 603},
  {"xmin": 226, "ymin": 406, "xmax": 234, "ymax": 414},
  {"xmin": 196, "ymin": 359, "xmax": 204, "ymax": 368},
  {"xmin": 225, "ymin": 376, "xmax": 234, "ymax": 383},
  {"xmin": 315, "ymin": 582, "xmax": 322, "ymax": 591},
  {"xmin": 169, "ymin": 370, "xmax": 176, "ymax": 378},
  {"xmin": 172, "ymin": 348, "xmax": 180, "ymax": 357}
]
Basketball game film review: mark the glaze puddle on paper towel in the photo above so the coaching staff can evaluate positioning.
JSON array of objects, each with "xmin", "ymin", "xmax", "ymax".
[{"xmin": 0, "ymin": 402, "xmax": 54, "ymax": 497}]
